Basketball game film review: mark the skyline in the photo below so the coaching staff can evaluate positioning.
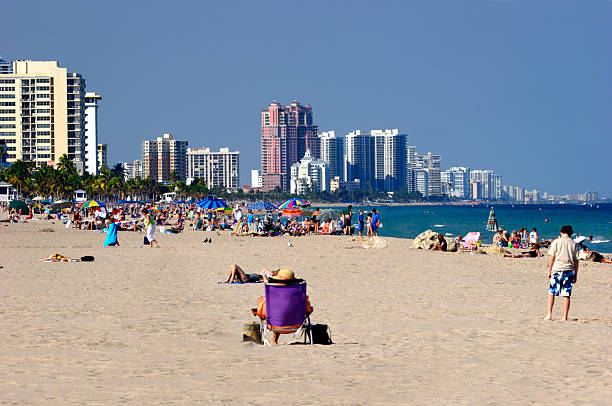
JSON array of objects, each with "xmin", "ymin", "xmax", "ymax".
[{"xmin": 2, "ymin": 1, "xmax": 610, "ymax": 195}]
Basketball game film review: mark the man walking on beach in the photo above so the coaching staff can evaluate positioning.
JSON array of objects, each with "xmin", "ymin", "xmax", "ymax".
[
  {"xmin": 142, "ymin": 208, "xmax": 159, "ymax": 248},
  {"xmin": 545, "ymin": 225, "xmax": 578, "ymax": 321}
]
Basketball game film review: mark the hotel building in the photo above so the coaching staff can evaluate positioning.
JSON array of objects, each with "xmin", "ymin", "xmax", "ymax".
[
  {"xmin": 142, "ymin": 133, "xmax": 188, "ymax": 182},
  {"xmin": 84, "ymin": 92, "xmax": 102, "ymax": 174},
  {"xmin": 97, "ymin": 143, "xmax": 108, "ymax": 170},
  {"xmin": 123, "ymin": 160, "xmax": 145, "ymax": 180},
  {"xmin": 319, "ymin": 130, "xmax": 344, "ymax": 181},
  {"xmin": 372, "ymin": 129, "xmax": 407, "ymax": 192},
  {"xmin": 187, "ymin": 147, "xmax": 239, "ymax": 189},
  {"xmin": 260, "ymin": 101, "xmax": 319, "ymax": 191},
  {"xmin": 290, "ymin": 149, "xmax": 330, "ymax": 194},
  {"xmin": 0, "ymin": 60, "xmax": 87, "ymax": 171},
  {"xmin": 344, "ymin": 129, "xmax": 374, "ymax": 189}
]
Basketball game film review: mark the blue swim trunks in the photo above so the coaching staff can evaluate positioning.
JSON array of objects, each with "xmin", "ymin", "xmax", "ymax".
[{"xmin": 549, "ymin": 271, "xmax": 574, "ymax": 297}]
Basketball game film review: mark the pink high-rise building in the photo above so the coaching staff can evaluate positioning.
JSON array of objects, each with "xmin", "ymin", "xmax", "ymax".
[{"xmin": 260, "ymin": 101, "xmax": 319, "ymax": 191}]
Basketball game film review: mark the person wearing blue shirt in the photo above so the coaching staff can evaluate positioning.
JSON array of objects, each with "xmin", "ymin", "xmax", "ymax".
[
  {"xmin": 247, "ymin": 209, "xmax": 255, "ymax": 233},
  {"xmin": 103, "ymin": 217, "xmax": 119, "ymax": 247},
  {"xmin": 371, "ymin": 209, "xmax": 380, "ymax": 236},
  {"xmin": 357, "ymin": 210, "xmax": 365, "ymax": 237}
]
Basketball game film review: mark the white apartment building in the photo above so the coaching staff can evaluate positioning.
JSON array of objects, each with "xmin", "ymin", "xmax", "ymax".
[
  {"xmin": 290, "ymin": 149, "xmax": 330, "ymax": 194},
  {"xmin": 441, "ymin": 167, "xmax": 471, "ymax": 198},
  {"xmin": 84, "ymin": 92, "xmax": 101, "ymax": 175},
  {"xmin": 124, "ymin": 160, "xmax": 145, "ymax": 180},
  {"xmin": 0, "ymin": 60, "xmax": 87, "ymax": 171},
  {"xmin": 319, "ymin": 130, "xmax": 344, "ymax": 181},
  {"xmin": 414, "ymin": 168, "xmax": 429, "ymax": 198},
  {"xmin": 250, "ymin": 169, "xmax": 262, "ymax": 187},
  {"xmin": 414, "ymin": 152, "xmax": 441, "ymax": 197},
  {"xmin": 142, "ymin": 133, "xmax": 188, "ymax": 182},
  {"xmin": 187, "ymin": 147, "xmax": 239, "ymax": 189},
  {"xmin": 470, "ymin": 170, "xmax": 502, "ymax": 200}
]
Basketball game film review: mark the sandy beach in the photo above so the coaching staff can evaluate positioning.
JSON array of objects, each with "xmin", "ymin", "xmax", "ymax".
[{"xmin": 1, "ymin": 219, "xmax": 610, "ymax": 405}]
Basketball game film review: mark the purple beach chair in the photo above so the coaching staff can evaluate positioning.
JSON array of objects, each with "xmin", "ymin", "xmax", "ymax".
[{"xmin": 261, "ymin": 281, "xmax": 313, "ymax": 345}]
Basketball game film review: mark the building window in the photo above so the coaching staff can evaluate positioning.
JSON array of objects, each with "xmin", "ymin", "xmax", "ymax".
[
  {"xmin": 0, "ymin": 94, "xmax": 15, "ymax": 99},
  {"xmin": 0, "ymin": 124, "xmax": 16, "ymax": 128},
  {"xmin": 0, "ymin": 87, "xmax": 15, "ymax": 91},
  {"xmin": 36, "ymin": 109, "xmax": 50, "ymax": 114},
  {"xmin": 0, "ymin": 79, "xmax": 15, "ymax": 84},
  {"xmin": 37, "ymin": 124, "xmax": 50, "ymax": 129},
  {"xmin": 36, "ymin": 101, "xmax": 51, "ymax": 106},
  {"xmin": 0, "ymin": 117, "xmax": 15, "ymax": 121}
]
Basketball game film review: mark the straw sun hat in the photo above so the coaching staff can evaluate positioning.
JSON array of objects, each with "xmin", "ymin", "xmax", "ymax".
[{"xmin": 274, "ymin": 269, "xmax": 295, "ymax": 280}]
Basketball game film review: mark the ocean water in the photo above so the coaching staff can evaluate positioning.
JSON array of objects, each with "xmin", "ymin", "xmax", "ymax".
[{"xmin": 348, "ymin": 204, "xmax": 612, "ymax": 253}]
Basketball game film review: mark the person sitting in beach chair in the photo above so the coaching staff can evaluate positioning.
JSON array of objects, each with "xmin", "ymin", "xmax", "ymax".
[
  {"xmin": 460, "ymin": 232, "xmax": 480, "ymax": 252},
  {"xmin": 252, "ymin": 269, "xmax": 313, "ymax": 345}
]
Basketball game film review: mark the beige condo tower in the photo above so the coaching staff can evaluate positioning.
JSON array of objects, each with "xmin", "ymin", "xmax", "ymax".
[{"xmin": 0, "ymin": 60, "xmax": 87, "ymax": 171}]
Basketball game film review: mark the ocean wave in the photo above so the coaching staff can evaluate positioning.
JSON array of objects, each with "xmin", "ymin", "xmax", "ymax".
[
  {"xmin": 591, "ymin": 240, "xmax": 610, "ymax": 244},
  {"xmin": 445, "ymin": 233, "xmax": 453, "ymax": 236},
  {"xmin": 434, "ymin": 224, "xmax": 446, "ymax": 227}
]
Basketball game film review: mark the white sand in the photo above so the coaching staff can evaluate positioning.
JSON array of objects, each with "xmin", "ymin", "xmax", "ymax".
[{"xmin": 1, "ymin": 220, "xmax": 610, "ymax": 405}]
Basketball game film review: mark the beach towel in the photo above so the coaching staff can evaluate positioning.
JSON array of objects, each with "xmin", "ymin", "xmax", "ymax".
[{"xmin": 217, "ymin": 280, "xmax": 263, "ymax": 284}]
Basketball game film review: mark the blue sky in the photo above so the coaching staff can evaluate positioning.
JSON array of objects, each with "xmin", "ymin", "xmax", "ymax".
[{"xmin": 2, "ymin": 1, "xmax": 610, "ymax": 195}]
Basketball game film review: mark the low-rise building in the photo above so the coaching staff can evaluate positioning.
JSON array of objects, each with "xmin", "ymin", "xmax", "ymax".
[{"xmin": 290, "ymin": 149, "xmax": 330, "ymax": 194}]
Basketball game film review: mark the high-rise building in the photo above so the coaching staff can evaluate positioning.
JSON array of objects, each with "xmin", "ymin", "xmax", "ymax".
[
  {"xmin": 142, "ymin": 133, "xmax": 188, "ymax": 182},
  {"xmin": 123, "ymin": 160, "xmax": 145, "ymax": 180},
  {"xmin": 0, "ymin": 60, "xmax": 87, "ymax": 170},
  {"xmin": 470, "ymin": 170, "xmax": 499, "ymax": 200},
  {"xmin": 371, "ymin": 129, "xmax": 407, "ymax": 192},
  {"xmin": 250, "ymin": 169, "xmax": 262, "ymax": 188},
  {"xmin": 97, "ymin": 143, "xmax": 107, "ymax": 170},
  {"xmin": 441, "ymin": 166, "xmax": 471, "ymax": 198},
  {"xmin": 344, "ymin": 129, "xmax": 374, "ymax": 189},
  {"xmin": 406, "ymin": 145, "xmax": 417, "ymax": 192},
  {"xmin": 84, "ymin": 92, "xmax": 101, "ymax": 175},
  {"xmin": 0, "ymin": 58, "xmax": 12, "ymax": 74},
  {"xmin": 260, "ymin": 101, "xmax": 319, "ymax": 191},
  {"xmin": 319, "ymin": 130, "xmax": 344, "ymax": 181},
  {"xmin": 290, "ymin": 149, "xmax": 330, "ymax": 194},
  {"xmin": 414, "ymin": 152, "xmax": 441, "ymax": 197},
  {"xmin": 187, "ymin": 147, "xmax": 239, "ymax": 189},
  {"xmin": 414, "ymin": 168, "xmax": 429, "ymax": 198}
]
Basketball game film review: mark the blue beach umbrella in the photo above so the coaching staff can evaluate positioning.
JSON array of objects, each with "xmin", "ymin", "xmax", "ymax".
[
  {"xmin": 197, "ymin": 196, "xmax": 229, "ymax": 210},
  {"xmin": 247, "ymin": 201, "xmax": 277, "ymax": 211}
]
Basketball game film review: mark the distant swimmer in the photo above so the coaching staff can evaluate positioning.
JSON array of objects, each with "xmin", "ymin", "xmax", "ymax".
[
  {"xmin": 544, "ymin": 218, "xmax": 549, "ymax": 223},
  {"xmin": 589, "ymin": 234, "xmax": 593, "ymax": 241}
]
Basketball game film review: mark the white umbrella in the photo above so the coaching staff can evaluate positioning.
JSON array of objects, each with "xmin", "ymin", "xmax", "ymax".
[{"xmin": 32, "ymin": 196, "xmax": 44, "ymax": 201}]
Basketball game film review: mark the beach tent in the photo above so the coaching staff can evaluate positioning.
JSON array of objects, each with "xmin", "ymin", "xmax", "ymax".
[
  {"xmin": 9, "ymin": 199, "xmax": 30, "ymax": 214},
  {"xmin": 197, "ymin": 196, "xmax": 229, "ymax": 210},
  {"xmin": 486, "ymin": 207, "xmax": 499, "ymax": 232},
  {"xmin": 277, "ymin": 198, "xmax": 310, "ymax": 209},
  {"xmin": 247, "ymin": 201, "xmax": 277, "ymax": 211}
]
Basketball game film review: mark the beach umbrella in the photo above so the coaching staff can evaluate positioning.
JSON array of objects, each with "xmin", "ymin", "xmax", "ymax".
[
  {"xmin": 197, "ymin": 196, "xmax": 229, "ymax": 210},
  {"xmin": 79, "ymin": 200, "xmax": 106, "ymax": 209},
  {"xmin": 216, "ymin": 206, "xmax": 233, "ymax": 214},
  {"xmin": 50, "ymin": 200, "xmax": 73, "ymax": 210},
  {"xmin": 32, "ymin": 196, "xmax": 45, "ymax": 201},
  {"xmin": 486, "ymin": 207, "xmax": 499, "ymax": 232},
  {"xmin": 247, "ymin": 201, "xmax": 277, "ymax": 211},
  {"xmin": 277, "ymin": 198, "xmax": 310, "ymax": 209},
  {"xmin": 280, "ymin": 208, "xmax": 304, "ymax": 218},
  {"xmin": 9, "ymin": 199, "xmax": 30, "ymax": 214}
]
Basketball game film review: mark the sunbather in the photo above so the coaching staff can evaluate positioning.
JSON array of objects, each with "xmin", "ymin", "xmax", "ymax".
[
  {"xmin": 224, "ymin": 264, "xmax": 275, "ymax": 283},
  {"xmin": 503, "ymin": 243, "xmax": 543, "ymax": 258},
  {"xmin": 39, "ymin": 253, "xmax": 75, "ymax": 262},
  {"xmin": 579, "ymin": 249, "xmax": 612, "ymax": 264}
]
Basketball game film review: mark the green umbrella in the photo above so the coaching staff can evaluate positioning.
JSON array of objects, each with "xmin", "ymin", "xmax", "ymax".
[{"xmin": 9, "ymin": 200, "xmax": 30, "ymax": 214}]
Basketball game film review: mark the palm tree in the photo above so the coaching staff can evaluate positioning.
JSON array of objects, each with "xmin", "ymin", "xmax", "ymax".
[
  {"xmin": 56, "ymin": 154, "xmax": 75, "ymax": 175},
  {"xmin": 6, "ymin": 160, "xmax": 34, "ymax": 197}
]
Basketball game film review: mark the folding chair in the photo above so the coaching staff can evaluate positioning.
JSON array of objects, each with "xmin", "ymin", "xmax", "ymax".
[
  {"xmin": 460, "ymin": 232, "xmax": 480, "ymax": 252},
  {"xmin": 256, "ymin": 281, "xmax": 313, "ymax": 345}
]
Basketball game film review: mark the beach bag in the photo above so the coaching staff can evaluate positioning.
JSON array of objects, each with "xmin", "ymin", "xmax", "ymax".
[
  {"xmin": 242, "ymin": 322, "xmax": 262, "ymax": 344},
  {"xmin": 143, "ymin": 236, "xmax": 149, "ymax": 245},
  {"xmin": 310, "ymin": 324, "xmax": 333, "ymax": 345},
  {"xmin": 80, "ymin": 256, "xmax": 95, "ymax": 262}
]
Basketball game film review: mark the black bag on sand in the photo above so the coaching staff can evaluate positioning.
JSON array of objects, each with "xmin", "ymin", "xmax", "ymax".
[
  {"xmin": 310, "ymin": 324, "xmax": 333, "ymax": 345},
  {"xmin": 143, "ymin": 236, "xmax": 149, "ymax": 245},
  {"xmin": 80, "ymin": 256, "xmax": 95, "ymax": 262}
]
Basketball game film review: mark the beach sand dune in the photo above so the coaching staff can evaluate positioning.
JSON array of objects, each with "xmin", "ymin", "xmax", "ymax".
[{"xmin": 1, "ymin": 221, "xmax": 610, "ymax": 405}]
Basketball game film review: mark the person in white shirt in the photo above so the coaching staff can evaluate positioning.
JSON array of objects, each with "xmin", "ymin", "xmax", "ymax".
[
  {"xmin": 529, "ymin": 227, "xmax": 539, "ymax": 244},
  {"xmin": 545, "ymin": 225, "xmax": 578, "ymax": 321}
]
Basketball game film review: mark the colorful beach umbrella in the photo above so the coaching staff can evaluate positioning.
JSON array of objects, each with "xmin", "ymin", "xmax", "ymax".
[
  {"xmin": 486, "ymin": 207, "xmax": 499, "ymax": 232},
  {"xmin": 79, "ymin": 200, "xmax": 106, "ymax": 209},
  {"xmin": 216, "ymin": 206, "xmax": 233, "ymax": 213},
  {"xmin": 277, "ymin": 198, "xmax": 310, "ymax": 209},
  {"xmin": 197, "ymin": 196, "xmax": 229, "ymax": 210},
  {"xmin": 247, "ymin": 201, "xmax": 277, "ymax": 211},
  {"xmin": 280, "ymin": 208, "xmax": 304, "ymax": 218}
]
